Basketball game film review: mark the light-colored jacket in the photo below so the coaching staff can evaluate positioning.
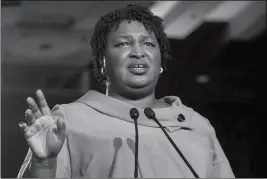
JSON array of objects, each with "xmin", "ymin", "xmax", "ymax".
[{"xmin": 18, "ymin": 90, "xmax": 235, "ymax": 178}]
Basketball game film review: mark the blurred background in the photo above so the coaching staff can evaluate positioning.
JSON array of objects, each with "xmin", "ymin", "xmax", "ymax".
[{"xmin": 1, "ymin": 0, "xmax": 265, "ymax": 177}]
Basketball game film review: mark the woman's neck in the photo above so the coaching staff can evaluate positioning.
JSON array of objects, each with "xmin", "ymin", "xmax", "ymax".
[{"xmin": 109, "ymin": 91, "xmax": 157, "ymax": 109}]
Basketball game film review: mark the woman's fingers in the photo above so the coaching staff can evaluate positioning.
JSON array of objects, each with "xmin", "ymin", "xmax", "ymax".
[
  {"xmin": 25, "ymin": 109, "xmax": 36, "ymax": 125},
  {"xmin": 19, "ymin": 121, "xmax": 28, "ymax": 130},
  {"xmin": 23, "ymin": 120, "xmax": 43, "ymax": 139},
  {"xmin": 36, "ymin": 90, "xmax": 51, "ymax": 116},
  {"xmin": 27, "ymin": 97, "xmax": 42, "ymax": 119},
  {"xmin": 19, "ymin": 122, "xmax": 31, "ymax": 137}
]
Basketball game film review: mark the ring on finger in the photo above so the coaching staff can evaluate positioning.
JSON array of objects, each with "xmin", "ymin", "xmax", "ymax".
[{"xmin": 19, "ymin": 121, "xmax": 25, "ymax": 128}]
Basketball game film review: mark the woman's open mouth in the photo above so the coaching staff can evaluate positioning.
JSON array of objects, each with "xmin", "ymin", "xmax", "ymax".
[{"xmin": 128, "ymin": 64, "xmax": 149, "ymax": 75}]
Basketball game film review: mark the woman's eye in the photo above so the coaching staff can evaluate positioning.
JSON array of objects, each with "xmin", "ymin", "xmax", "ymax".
[
  {"xmin": 116, "ymin": 42, "xmax": 129, "ymax": 47},
  {"xmin": 144, "ymin": 42, "xmax": 155, "ymax": 47}
]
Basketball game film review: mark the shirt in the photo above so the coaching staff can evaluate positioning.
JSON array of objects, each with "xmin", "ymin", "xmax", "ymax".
[{"xmin": 17, "ymin": 90, "xmax": 235, "ymax": 178}]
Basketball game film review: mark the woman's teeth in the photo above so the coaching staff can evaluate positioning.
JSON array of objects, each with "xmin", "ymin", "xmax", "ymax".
[
  {"xmin": 130, "ymin": 67, "xmax": 147, "ymax": 70},
  {"xmin": 128, "ymin": 65, "xmax": 148, "ymax": 75},
  {"xmin": 129, "ymin": 64, "xmax": 147, "ymax": 69}
]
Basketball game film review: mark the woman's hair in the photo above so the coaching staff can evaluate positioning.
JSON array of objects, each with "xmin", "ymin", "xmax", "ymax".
[{"xmin": 90, "ymin": 4, "xmax": 171, "ymax": 86}]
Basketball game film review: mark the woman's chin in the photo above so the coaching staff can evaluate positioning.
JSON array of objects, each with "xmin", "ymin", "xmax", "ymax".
[
  {"xmin": 123, "ymin": 84, "xmax": 154, "ymax": 99},
  {"xmin": 127, "ymin": 80, "xmax": 150, "ymax": 89},
  {"xmin": 127, "ymin": 76, "xmax": 152, "ymax": 88}
]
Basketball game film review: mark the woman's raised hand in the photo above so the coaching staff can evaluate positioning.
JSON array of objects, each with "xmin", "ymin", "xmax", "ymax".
[{"xmin": 20, "ymin": 90, "xmax": 66, "ymax": 159}]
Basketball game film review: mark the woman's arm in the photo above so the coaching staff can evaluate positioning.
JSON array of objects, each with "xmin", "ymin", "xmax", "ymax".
[
  {"xmin": 29, "ymin": 156, "xmax": 57, "ymax": 178},
  {"xmin": 17, "ymin": 149, "xmax": 56, "ymax": 178},
  {"xmin": 18, "ymin": 138, "xmax": 71, "ymax": 178},
  {"xmin": 208, "ymin": 122, "xmax": 235, "ymax": 178}
]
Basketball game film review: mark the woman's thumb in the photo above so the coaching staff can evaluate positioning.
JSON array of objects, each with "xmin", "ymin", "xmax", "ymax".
[{"xmin": 57, "ymin": 118, "xmax": 66, "ymax": 142}]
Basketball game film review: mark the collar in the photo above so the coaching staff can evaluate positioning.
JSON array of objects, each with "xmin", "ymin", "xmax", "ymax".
[{"xmin": 76, "ymin": 90, "xmax": 195, "ymax": 131}]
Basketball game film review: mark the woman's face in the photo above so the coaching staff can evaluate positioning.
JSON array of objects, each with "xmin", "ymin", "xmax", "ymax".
[{"xmin": 104, "ymin": 20, "xmax": 161, "ymax": 97}]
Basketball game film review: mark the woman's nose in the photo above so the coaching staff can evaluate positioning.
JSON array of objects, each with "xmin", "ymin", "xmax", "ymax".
[{"xmin": 129, "ymin": 44, "xmax": 145, "ymax": 59}]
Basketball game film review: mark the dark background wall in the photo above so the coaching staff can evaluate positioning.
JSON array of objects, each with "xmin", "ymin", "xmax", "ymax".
[
  {"xmin": 1, "ymin": 22, "xmax": 265, "ymax": 179},
  {"xmin": 157, "ymin": 23, "xmax": 263, "ymax": 177}
]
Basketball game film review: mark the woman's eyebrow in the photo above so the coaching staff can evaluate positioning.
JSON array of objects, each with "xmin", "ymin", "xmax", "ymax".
[
  {"xmin": 112, "ymin": 34, "xmax": 155, "ymax": 42},
  {"xmin": 139, "ymin": 34, "xmax": 156, "ymax": 41},
  {"xmin": 113, "ymin": 34, "xmax": 132, "ymax": 40}
]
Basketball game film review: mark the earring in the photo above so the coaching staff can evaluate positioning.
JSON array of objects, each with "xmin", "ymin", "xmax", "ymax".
[
  {"xmin": 105, "ymin": 80, "xmax": 110, "ymax": 96},
  {"xmin": 160, "ymin": 67, "xmax": 163, "ymax": 74},
  {"xmin": 100, "ymin": 67, "xmax": 104, "ymax": 75},
  {"xmin": 103, "ymin": 57, "xmax": 106, "ymax": 68},
  {"xmin": 101, "ymin": 57, "xmax": 106, "ymax": 75}
]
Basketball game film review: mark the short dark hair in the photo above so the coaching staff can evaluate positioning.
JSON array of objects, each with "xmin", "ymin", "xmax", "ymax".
[{"xmin": 90, "ymin": 4, "xmax": 171, "ymax": 86}]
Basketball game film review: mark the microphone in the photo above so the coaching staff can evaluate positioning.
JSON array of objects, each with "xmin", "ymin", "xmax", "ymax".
[
  {"xmin": 130, "ymin": 108, "xmax": 139, "ymax": 178},
  {"xmin": 108, "ymin": 137, "xmax": 123, "ymax": 178},
  {"xmin": 144, "ymin": 107, "xmax": 199, "ymax": 178}
]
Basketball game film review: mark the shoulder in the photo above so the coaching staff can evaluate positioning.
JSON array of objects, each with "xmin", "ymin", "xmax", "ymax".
[
  {"xmin": 180, "ymin": 103, "xmax": 213, "ymax": 133},
  {"xmin": 52, "ymin": 101, "xmax": 95, "ymax": 113},
  {"xmin": 160, "ymin": 95, "xmax": 213, "ymax": 132},
  {"xmin": 51, "ymin": 101, "xmax": 99, "ymax": 123}
]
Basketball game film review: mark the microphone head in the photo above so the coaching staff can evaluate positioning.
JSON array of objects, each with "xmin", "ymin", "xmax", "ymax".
[
  {"xmin": 144, "ymin": 107, "xmax": 155, "ymax": 119},
  {"xmin": 130, "ymin": 108, "xmax": 139, "ymax": 120}
]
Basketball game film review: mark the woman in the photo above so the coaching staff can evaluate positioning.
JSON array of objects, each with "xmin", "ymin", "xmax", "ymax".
[{"xmin": 18, "ymin": 4, "xmax": 234, "ymax": 178}]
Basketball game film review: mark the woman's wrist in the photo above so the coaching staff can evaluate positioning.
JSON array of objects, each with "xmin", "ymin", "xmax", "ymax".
[
  {"xmin": 29, "ymin": 155, "xmax": 57, "ymax": 177},
  {"xmin": 31, "ymin": 155, "xmax": 57, "ymax": 169}
]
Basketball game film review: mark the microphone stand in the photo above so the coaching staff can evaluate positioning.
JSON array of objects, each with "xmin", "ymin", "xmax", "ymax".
[
  {"xmin": 130, "ymin": 108, "xmax": 139, "ymax": 178},
  {"xmin": 144, "ymin": 107, "xmax": 199, "ymax": 178}
]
